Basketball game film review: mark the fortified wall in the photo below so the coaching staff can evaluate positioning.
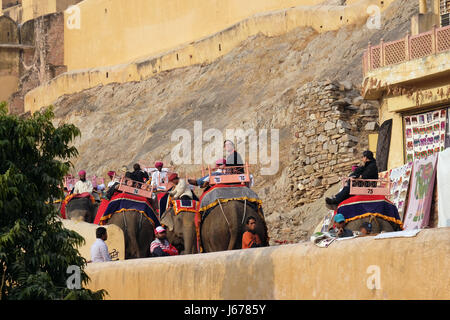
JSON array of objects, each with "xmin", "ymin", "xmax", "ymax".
[
  {"xmin": 23, "ymin": 0, "xmax": 397, "ymax": 113},
  {"xmin": 0, "ymin": 13, "xmax": 65, "ymax": 114},
  {"xmin": 1, "ymin": 0, "xmax": 82, "ymax": 24}
]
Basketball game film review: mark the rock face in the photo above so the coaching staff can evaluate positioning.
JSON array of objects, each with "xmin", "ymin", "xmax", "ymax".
[{"xmin": 50, "ymin": 0, "xmax": 417, "ymax": 245}]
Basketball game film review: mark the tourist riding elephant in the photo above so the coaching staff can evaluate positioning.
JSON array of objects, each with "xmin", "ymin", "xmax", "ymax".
[
  {"xmin": 200, "ymin": 200, "xmax": 269, "ymax": 252},
  {"xmin": 65, "ymin": 197, "xmax": 99, "ymax": 223},
  {"xmin": 345, "ymin": 216, "xmax": 400, "ymax": 233},
  {"xmin": 107, "ymin": 209, "xmax": 155, "ymax": 259},
  {"xmin": 160, "ymin": 207, "xmax": 198, "ymax": 255}
]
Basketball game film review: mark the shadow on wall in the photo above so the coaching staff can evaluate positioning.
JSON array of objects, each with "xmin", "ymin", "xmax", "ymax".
[{"xmin": 219, "ymin": 248, "xmax": 275, "ymax": 299}]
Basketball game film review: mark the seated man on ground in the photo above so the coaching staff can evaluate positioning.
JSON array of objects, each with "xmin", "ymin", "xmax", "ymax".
[
  {"xmin": 325, "ymin": 150, "xmax": 378, "ymax": 208},
  {"xmin": 72, "ymin": 170, "xmax": 93, "ymax": 195},
  {"xmin": 150, "ymin": 226, "xmax": 179, "ymax": 257},
  {"xmin": 359, "ymin": 222, "xmax": 373, "ymax": 236},
  {"xmin": 188, "ymin": 158, "xmax": 227, "ymax": 188},
  {"xmin": 167, "ymin": 173, "xmax": 193, "ymax": 200},
  {"xmin": 329, "ymin": 214, "xmax": 354, "ymax": 238},
  {"xmin": 242, "ymin": 216, "xmax": 262, "ymax": 249}
]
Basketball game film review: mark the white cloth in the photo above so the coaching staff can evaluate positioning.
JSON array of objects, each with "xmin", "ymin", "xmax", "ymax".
[
  {"xmin": 73, "ymin": 180, "xmax": 93, "ymax": 194},
  {"xmin": 107, "ymin": 178, "xmax": 120, "ymax": 188},
  {"xmin": 168, "ymin": 179, "xmax": 193, "ymax": 199},
  {"xmin": 151, "ymin": 170, "xmax": 167, "ymax": 187},
  {"xmin": 90, "ymin": 238, "xmax": 111, "ymax": 262},
  {"xmin": 438, "ymin": 148, "xmax": 450, "ymax": 227},
  {"xmin": 374, "ymin": 229, "xmax": 421, "ymax": 240}
]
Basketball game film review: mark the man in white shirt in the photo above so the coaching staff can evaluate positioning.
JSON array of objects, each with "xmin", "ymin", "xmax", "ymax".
[
  {"xmin": 107, "ymin": 170, "xmax": 119, "ymax": 188},
  {"xmin": 151, "ymin": 161, "xmax": 167, "ymax": 190},
  {"xmin": 90, "ymin": 227, "xmax": 112, "ymax": 263},
  {"xmin": 72, "ymin": 170, "xmax": 93, "ymax": 194}
]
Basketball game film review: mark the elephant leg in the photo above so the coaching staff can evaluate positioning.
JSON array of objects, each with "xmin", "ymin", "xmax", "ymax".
[
  {"xmin": 182, "ymin": 213, "xmax": 197, "ymax": 254},
  {"xmin": 219, "ymin": 201, "xmax": 242, "ymax": 251},
  {"xmin": 137, "ymin": 214, "xmax": 154, "ymax": 258}
]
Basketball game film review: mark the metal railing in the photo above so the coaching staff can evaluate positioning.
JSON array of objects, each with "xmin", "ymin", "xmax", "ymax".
[{"xmin": 363, "ymin": 25, "xmax": 450, "ymax": 76}]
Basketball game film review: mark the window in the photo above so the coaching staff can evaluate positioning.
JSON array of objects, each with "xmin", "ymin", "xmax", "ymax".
[{"xmin": 441, "ymin": 0, "xmax": 450, "ymax": 26}]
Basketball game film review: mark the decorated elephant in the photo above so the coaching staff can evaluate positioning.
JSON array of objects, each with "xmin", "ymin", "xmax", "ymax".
[
  {"xmin": 345, "ymin": 216, "xmax": 400, "ymax": 233},
  {"xmin": 65, "ymin": 196, "xmax": 99, "ymax": 223},
  {"xmin": 107, "ymin": 209, "xmax": 155, "ymax": 259},
  {"xmin": 160, "ymin": 207, "xmax": 199, "ymax": 254},
  {"xmin": 200, "ymin": 200, "xmax": 269, "ymax": 252}
]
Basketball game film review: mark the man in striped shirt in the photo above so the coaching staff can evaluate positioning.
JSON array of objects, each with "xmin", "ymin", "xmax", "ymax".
[{"xmin": 150, "ymin": 226, "xmax": 179, "ymax": 257}]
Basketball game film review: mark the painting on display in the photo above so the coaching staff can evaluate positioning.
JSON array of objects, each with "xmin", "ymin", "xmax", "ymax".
[
  {"xmin": 387, "ymin": 162, "xmax": 413, "ymax": 221},
  {"xmin": 404, "ymin": 108, "xmax": 447, "ymax": 163},
  {"xmin": 403, "ymin": 154, "xmax": 438, "ymax": 230},
  {"xmin": 446, "ymin": 108, "xmax": 450, "ymax": 149}
]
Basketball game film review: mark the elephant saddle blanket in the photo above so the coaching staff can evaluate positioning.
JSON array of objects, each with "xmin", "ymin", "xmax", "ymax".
[
  {"xmin": 171, "ymin": 199, "xmax": 199, "ymax": 215},
  {"xmin": 336, "ymin": 195, "xmax": 403, "ymax": 229},
  {"xmin": 198, "ymin": 184, "xmax": 263, "ymax": 220},
  {"xmin": 60, "ymin": 192, "xmax": 95, "ymax": 219},
  {"xmin": 93, "ymin": 198, "xmax": 111, "ymax": 225},
  {"xmin": 99, "ymin": 192, "xmax": 160, "ymax": 228}
]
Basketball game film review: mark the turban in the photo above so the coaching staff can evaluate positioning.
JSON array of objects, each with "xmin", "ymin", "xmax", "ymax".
[
  {"xmin": 215, "ymin": 158, "xmax": 226, "ymax": 166},
  {"xmin": 107, "ymin": 171, "xmax": 115, "ymax": 177},
  {"xmin": 78, "ymin": 170, "xmax": 86, "ymax": 176},
  {"xmin": 168, "ymin": 173, "xmax": 179, "ymax": 182},
  {"xmin": 120, "ymin": 166, "xmax": 128, "ymax": 173},
  {"xmin": 154, "ymin": 161, "xmax": 163, "ymax": 168}
]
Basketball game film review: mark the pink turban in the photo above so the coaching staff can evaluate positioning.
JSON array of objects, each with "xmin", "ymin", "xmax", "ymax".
[
  {"xmin": 215, "ymin": 158, "xmax": 226, "ymax": 166},
  {"xmin": 168, "ymin": 173, "xmax": 179, "ymax": 182},
  {"xmin": 107, "ymin": 171, "xmax": 115, "ymax": 177},
  {"xmin": 78, "ymin": 170, "xmax": 86, "ymax": 176},
  {"xmin": 154, "ymin": 161, "xmax": 163, "ymax": 168}
]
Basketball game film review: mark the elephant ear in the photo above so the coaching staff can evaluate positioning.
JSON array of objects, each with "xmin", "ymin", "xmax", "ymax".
[{"xmin": 160, "ymin": 209, "xmax": 175, "ymax": 232}]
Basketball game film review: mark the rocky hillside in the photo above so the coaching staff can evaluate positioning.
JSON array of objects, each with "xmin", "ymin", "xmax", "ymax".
[{"xmin": 52, "ymin": 0, "xmax": 417, "ymax": 244}]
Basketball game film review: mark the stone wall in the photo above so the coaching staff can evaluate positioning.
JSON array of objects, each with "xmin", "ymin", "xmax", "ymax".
[
  {"xmin": 287, "ymin": 80, "xmax": 379, "ymax": 207},
  {"xmin": 8, "ymin": 12, "xmax": 65, "ymax": 114}
]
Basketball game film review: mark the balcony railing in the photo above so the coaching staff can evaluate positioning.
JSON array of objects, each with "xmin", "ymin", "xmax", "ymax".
[{"xmin": 363, "ymin": 25, "xmax": 450, "ymax": 76}]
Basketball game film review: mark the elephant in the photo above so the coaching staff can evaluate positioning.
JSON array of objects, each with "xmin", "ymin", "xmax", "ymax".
[
  {"xmin": 200, "ymin": 200, "xmax": 269, "ymax": 252},
  {"xmin": 107, "ymin": 209, "xmax": 155, "ymax": 259},
  {"xmin": 65, "ymin": 197, "xmax": 99, "ymax": 223},
  {"xmin": 160, "ymin": 207, "xmax": 199, "ymax": 255},
  {"xmin": 345, "ymin": 216, "xmax": 401, "ymax": 233}
]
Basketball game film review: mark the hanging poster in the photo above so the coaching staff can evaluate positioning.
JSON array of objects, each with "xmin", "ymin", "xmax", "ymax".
[
  {"xmin": 437, "ymin": 148, "xmax": 450, "ymax": 227},
  {"xmin": 388, "ymin": 162, "xmax": 413, "ymax": 221},
  {"xmin": 403, "ymin": 154, "xmax": 438, "ymax": 230},
  {"xmin": 404, "ymin": 108, "xmax": 447, "ymax": 162},
  {"xmin": 446, "ymin": 107, "xmax": 450, "ymax": 149}
]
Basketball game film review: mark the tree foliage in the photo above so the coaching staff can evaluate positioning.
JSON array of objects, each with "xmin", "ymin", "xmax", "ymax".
[{"xmin": 0, "ymin": 102, "xmax": 105, "ymax": 300}]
